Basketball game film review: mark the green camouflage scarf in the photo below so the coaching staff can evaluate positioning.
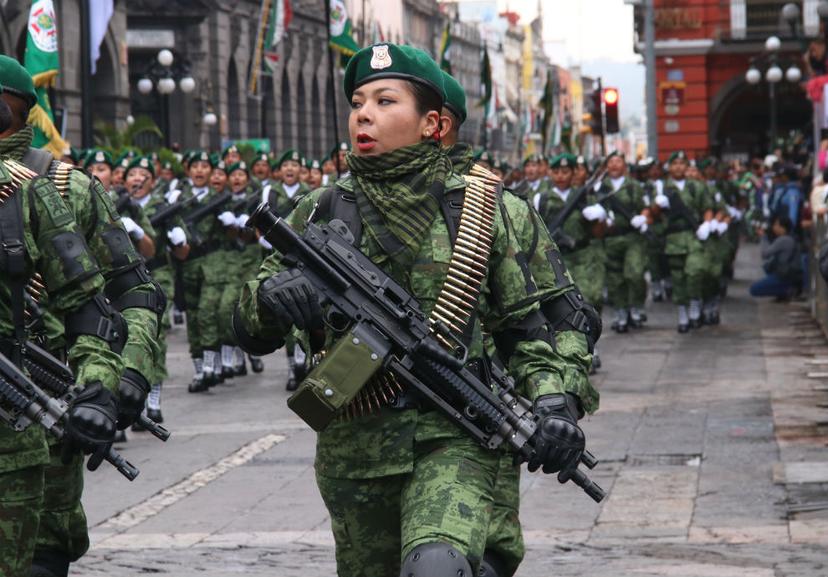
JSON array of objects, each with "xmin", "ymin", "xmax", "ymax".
[
  {"xmin": 446, "ymin": 142, "xmax": 475, "ymax": 175},
  {"xmin": 0, "ymin": 126, "xmax": 34, "ymax": 161},
  {"xmin": 346, "ymin": 140, "xmax": 451, "ymax": 266}
]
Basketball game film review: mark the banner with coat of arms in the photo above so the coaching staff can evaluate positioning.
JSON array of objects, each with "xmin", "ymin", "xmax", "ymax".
[
  {"xmin": 24, "ymin": 0, "xmax": 67, "ymax": 157},
  {"xmin": 328, "ymin": 0, "xmax": 359, "ymax": 57}
]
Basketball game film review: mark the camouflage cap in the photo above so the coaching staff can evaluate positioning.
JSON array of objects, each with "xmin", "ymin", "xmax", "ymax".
[
  {"xmin": 549, "ymin": 153, "xmax": 577, "ymax": 169},
  {"xmin": 83, "ymin": 149, "xmax": 113, "ymax": 169},
  {"xmin": 126, "ymin": 155, "xmax": 155, "ymax": 177},
  {"xmin": 441, "ymin": 71, "xmax": 467, "ymax": 124},
  {"xmin": 0, "ymin": 55, "xmax": 37, "ymax": 106},
  {"xmin": 344, "ymin": 43, "xmax": 445, "ymax": 105},
  {"xmin": 277, "ymin": 148, "xmax": 302, "ymax": 167}
]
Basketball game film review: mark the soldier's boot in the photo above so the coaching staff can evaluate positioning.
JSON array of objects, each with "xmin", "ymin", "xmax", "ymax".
[
  {"xmin": 664, "ymin": 278, "xmax": 673, "ymax": 300},
  {"xmin": 172, "ymin": 306, "xmax": 184, "ymax": 325},
  {"xmin": 702, "ymin": 300, "xmax": 714, "ymax": 325},
  {"xmin": 630, "ymin": 307, "xmax": 647, "ymax": 328},
  {"xmin": 677, "ymin": 305, "xmax": 689, "ymax": 333},
  {"xmin": 188, "ymin": 357, "xmax": 208, "ymax": 393},
  {"xmin": 399, "ymin": 542, "xmax": 472, "ymax": 577},
  {"xmin": 688, "ymin": 300, "xmax": 702, "ymax": 328},
  {"xmin": 147, "ymin": 383, "xmax": 163, "ymax": 423},
  {"xmin": 233, "ymin": 346, "xmax": 247, "ymax": 377},
  {"xmin": 213, "ymin": 350, "xmax": 225, "ymax": 384},
  {"xmin": 286, "ymin": 352, "xmax": 298, "ymax": 391},
  {"xmin": 202, "ymin": 350, "xmax": 218, "ymax": 387},
  {"xmin": 30, "ymin": 549, "xmax": 71, "ymax": 577},
  {"xmin": 613, "ymin": 308, "xmax": 629, "ymax": 333},
  {"xmin": 220, "ymin": 345, "xmax": 235, "ymax": 381},
  {"xmin": 651, "ymin": 280, "xmax": 664, "ymax": 302},
  {"xmin": 710, "ymin": 295, "xmax": 721, "ymax": 325},
  {"xmin": 249, "ymin": 354, "xmax": 264, "ymax": 373}
]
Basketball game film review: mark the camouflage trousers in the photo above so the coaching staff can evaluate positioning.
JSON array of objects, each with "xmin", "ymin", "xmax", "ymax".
[
  {"xmin": 0, "ymin": 464, "xmax": 44, "ymax": 577},
  {"xmin": 34, "ymin": 442, "xmax": 88, "ymax": 562},
  {"xmin": 316, "ymin": 435, "xmax": 501, "ymax": 577},
  {"xmin": 183, "ymin": 255, "xmax": 227, "ymax": 357},
  {"xmin": 667, "ymin": 249, "xmax": 706, "ymax": 306},
  {"xmin": 483, "ymin": 454, "xmax": 524, "ymax": 576},
  {"xmin": 604, "ymin": 234, "xmax": 647, "ymax": 309},
  {"xmin": 566, "ymin": 243, "xmax": 606, "ymax": 313},
  {"xmin": 152, "ymin": 266, "xmax": 175, "ymax": 383},
  {"xmin": 701, "ymin": 237, "xmax": 727, "ymax": 301}
]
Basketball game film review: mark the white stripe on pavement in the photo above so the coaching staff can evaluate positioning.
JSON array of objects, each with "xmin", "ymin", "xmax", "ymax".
[{"xmin": 96, "ymin": 433, "xmax": 286, "ymax": 532}]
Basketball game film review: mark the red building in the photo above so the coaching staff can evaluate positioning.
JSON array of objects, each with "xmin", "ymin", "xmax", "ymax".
[{"xmin": 635, "ymin": 0, "xmax": 815, "ymax": 160}]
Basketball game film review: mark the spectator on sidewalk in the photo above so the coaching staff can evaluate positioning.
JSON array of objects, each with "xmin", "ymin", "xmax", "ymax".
[{"xmin": 750, "ymin": 215, "xmax": 803, "ymax": 299}]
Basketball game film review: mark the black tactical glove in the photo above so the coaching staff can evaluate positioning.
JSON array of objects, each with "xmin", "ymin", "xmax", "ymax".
[
  {"xmin": 61, "ymin": 382, "xmax": 118, "ymax": 470},
  {"xmin": 527, "ymin": 393, "xmax": 585, "ymax": 474},
  {"xmin": 116, "ymin": 368, "xmax": 150, "ymax": 429},
  {"xmin": 257, "ymin": 268, "xmax": 323, "ymax": 333}
]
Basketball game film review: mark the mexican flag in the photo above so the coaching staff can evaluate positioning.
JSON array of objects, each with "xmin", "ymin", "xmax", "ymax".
[
  {"xmin": 264, "ymin": 0, "xmax": 292, "ymax": 71},
  {"xmin": 24, "ymin": 0, "xmax": 67, "ymax": 157},
  {"xmin": 329, "ymin": 0, "xmax": 359, "ymax": 57},
  {"xmin": 438, "ymin": 21, "xmax": 451, "ymax": 75}
]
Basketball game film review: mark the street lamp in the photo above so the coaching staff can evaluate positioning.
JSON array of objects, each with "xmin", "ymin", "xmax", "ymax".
[{"xmin": 133, "ymin": 49, "xmax": 196, "ymax": 147}]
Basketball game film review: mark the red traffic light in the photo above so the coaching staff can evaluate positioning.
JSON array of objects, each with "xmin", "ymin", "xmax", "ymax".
[{"xmin": 603, "ymin": 88, "xmax": 619, "ymax": 105}]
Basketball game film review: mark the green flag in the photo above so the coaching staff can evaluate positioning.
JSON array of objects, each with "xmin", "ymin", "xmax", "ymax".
[
  {"xmin": 478, "ymin": 45, "xmax": 492, "ymax": 111},
  {"xmin": 329, "ymin": 0, "xmax": 359, "ymax": 57},
  {"xmin": 439, "ymin": 21, "xmax": 452, "ymax": 75},
  {"xmin": 24, "ymin": 0, "xmax": 66, "ymax": 157}
]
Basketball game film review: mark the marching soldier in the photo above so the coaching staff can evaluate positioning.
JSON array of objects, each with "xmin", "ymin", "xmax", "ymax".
[
  {"xmin": 653, "ymin": 151, "xmax": 715, "ymax": 332},
  {"xmin": 210, "ymin": 158, "xmax": 229, "ymax": 192},
  {"xmin": 598, "ymin": 152, "xmax": 649, "ymax": 332},
  {"xmin": 235, "ymin": 43, "xmax": 597, "ymax": 577},
  {"xmin": 250, "ymin": 152, "xmax": 271, "ymax": 188},
  {"xmin": 516, "ymin": 154, "xmax": 550, "ymax": 198},
  {"xmin": 307, "ymin": 158, "xmax": 323, "ymax": 189}
]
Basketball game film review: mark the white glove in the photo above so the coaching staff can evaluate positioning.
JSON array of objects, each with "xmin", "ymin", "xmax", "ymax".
[
  {"xmin": 696, "ymin": 221, "xmax": 711, "ymax": 241},
  {"xmin": 716, "ymin": 220, "xmax": 729, "ymax": 235},
  {"xmin": 218, "ymin": 211, "xmax": 237, "ymax": 227},
  {"xmin": 630, "ymin": 215, "xmax": 647, "ymax": 230},
  {"xmin": 638, "ymin": 223, "xmax": 649, "ymax": 234},
  {"xmin": 258, "ymin": 236, "xmax": 273, "ymax": 250},
  {"xmin": 593, "ymin": 181, "xmax": 602, "ymax": 192},
  {"xmin": 581, "ymin": 203, "xmax": 607, "ymax": 222},
  {"xmin": 606, "ymin": 217, "xmax": 614, "ymax": 228},
  {"xmin": 726, "ymin": 205, "xmax": 743, "ymax": 221},
  {"xmin": 655, "ymin": 194, "xmax": 670, "ymax": 209},
  {"xmin": 167, "ymin": 226, "xmax": 186, "ymax": 246},
  {"xmin": 121, "ymin": 216, "xmax": 145, "ymax": 240},
  {"xmin": 236, "ymin": 214, "xmax": 250, "ymax": 229},
  {"xmin": 166, "ymin": 188, "xmax": 182, "ymax": 204}
]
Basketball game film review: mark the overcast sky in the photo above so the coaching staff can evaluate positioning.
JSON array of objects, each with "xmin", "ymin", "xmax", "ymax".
[{"xmin": 501, "ymin": 0, "xmax": 645, "ymax": 119}]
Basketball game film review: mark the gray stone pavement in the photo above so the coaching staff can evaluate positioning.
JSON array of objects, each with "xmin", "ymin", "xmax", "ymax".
[{"xmin": 74, "ymin": 243, "xmax": 828, "ymax": 576}]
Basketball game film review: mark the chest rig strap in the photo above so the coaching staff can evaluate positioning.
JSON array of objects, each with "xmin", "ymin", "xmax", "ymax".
[{"xmin": 0, "ymin": 167, "xmax": 29, "ymax": 367}]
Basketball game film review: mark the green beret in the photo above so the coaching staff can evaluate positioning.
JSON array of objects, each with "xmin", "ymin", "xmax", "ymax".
[
  {"xmin": 269, "ymin": 158, "xmax": 279, "ymax": 170},
  {"xmin": 213, "ymin": 160, "xmax": 227, "ymax": 173},
  {"xmin": 441, "ymin": 71, "xmax": 467, "ymax": 124},
  {"xmin": 252, "ymin": 153, "xmax": 270, "ymax": 166},
  {"xmin": 209, "ymin": 152, "xmax": 221, "ymax": 168},
  {"xmin": 668, "ymin": 150, "xmax": 688, "ymax": 164},
  {"xmin": 307, "ymin": 158, "xmax": 321, "ymax": 170},
  {"xmin": 343, "ymin": 43, "xmax": 445, "ymax": 105},
  {"xmin": 227, "ymin": 161, "xmax": 248, "ymax": 175},
  {"xmin": 66, "ymin": 147, "xmax": 82, "ymax": 164},
  {"xmin": 161, "ymin": 161, "xmax": 173, "ymax": 170},
  {"xmin": 550, "ymin": 153, "xmax": 577, "ymax": 169},
  {"xmin": 329, "ymin": 141, "xmax": 350, "ymax": 160},
  {"xmin": 189, "ymin": 150, "xmax": 211, "ymax": 166},
  {"xmin": 575, "ymin": 155, "xmax": 587, "ymax": 167},
  {"xmin": 523, "ymin": 154, "xmax": 542, "ymax": 167},
  {"xmin": 222, "ymin": 144, "xmax": 240, "ymax": 159},
  {"xmin": 277, "ymin": 149, "xmax": 302, "ymax": 167},
  {"xmin": 83, "ymin": 149, "xmax": 113, "ymax": 169},
  {"xmin": 495, "ymin": 159, "xmax": 510, "ymax": 173},
  {"xmin": 126, "ymin": 156, "xmax": 155, "ymax": 177},
  {"xmin": 474, "ymin": 149, "xmax": 493, "ymax": 164},
  {"xmin": 117, "ymin": 157, "xmax": 130, "ymax": 170},
  {"xmin": 636, "ymin": 157, "xmax": 655, "ymax": 170},
  {"xmin": 0, "ymin": 55, "xmax": 36, "ymax": 106},
  {"xmin": 607, "ymin": 150, "xmax": 625, "ymax": 161}
]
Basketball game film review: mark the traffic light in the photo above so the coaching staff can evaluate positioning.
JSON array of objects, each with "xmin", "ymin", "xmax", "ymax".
[
  {"xmin": 603, "ymin": 87, "xmax": 620, "ymax": 134},
  {"xmin": 589, "ymin": 88, "xmax": 603, "ymax": 135}
]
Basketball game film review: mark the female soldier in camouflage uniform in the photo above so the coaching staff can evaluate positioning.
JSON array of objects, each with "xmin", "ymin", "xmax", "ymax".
[{"xmin": 235, "ymin": 44, "xmax": 595, "ymax": 577}]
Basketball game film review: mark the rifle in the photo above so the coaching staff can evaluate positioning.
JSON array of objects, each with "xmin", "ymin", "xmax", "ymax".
[
  {"xmin": 248, "ymin": 204, "xmax": 606, "ymax": 503},
  {"xmin": 23, "ymin": 342, "xmax": 170, "ymax": 443},
  {"xmin": 182, "ymin": 191, "xmax": 232, "ymax": 246},
  {"xmin": 546, "ymin": 161, "xmax": 609, "ymax": 249},
  {"xmin": 596, "ymin": 183, "xmax": 658, "ymax": 243},
  {"xmin": 0, "ymin": 350, "xmax": 139, "ymax": 480},
  {"xmin": 663, "ymin": 186, "xmax": 700, "ymax": 231},
  {"xmin": 149, "ymin": 194, "xmax": 198, "ymax": 229}
]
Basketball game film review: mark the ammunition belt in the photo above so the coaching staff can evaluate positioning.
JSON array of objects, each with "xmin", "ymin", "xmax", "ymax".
[{"xmin": 340, "ymin": 163, "xmax": 499, "ymax": 420}]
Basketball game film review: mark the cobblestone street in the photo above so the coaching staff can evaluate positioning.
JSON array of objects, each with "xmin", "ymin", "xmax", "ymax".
[{"xmin": 75, "ymin": 244, "xmax": 828, "ymax": 576}]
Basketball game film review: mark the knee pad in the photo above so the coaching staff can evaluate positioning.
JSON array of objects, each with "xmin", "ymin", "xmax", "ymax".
[{"xmin": 400, "ymin": 542, "xmax": 473, "ymax": 577}]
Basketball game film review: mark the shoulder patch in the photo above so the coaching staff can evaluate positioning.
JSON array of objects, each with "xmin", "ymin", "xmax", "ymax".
[{"xmin": 32, "ymin": 176, "xmax": 73, "ymax": 227}]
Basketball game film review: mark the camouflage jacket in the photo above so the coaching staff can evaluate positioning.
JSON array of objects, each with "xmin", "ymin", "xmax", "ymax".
[
  {"xmin": 534, "ymin": 186, "xmax": 598, "ymax": 252},
  {"xmin": 265, "ymin": 180, "xmax": 310, "ymax": 217},
  {"xmin": 597, "ymin": 176, "xmax": 646, "ymax": 234},
  {"xmin": 0, "ymin": 162, "xmax": 124, "ymax": 472},
  {"xmin": 239, "ymin": 172, "xmax": 596, "ymax": 479},
  {"xmin": 662, "ymin": 178, "xmax": 713, "ymax": 255}
]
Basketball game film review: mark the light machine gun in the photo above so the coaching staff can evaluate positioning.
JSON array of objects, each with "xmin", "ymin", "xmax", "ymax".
[{"xmin": 246, "ymin": 204, "xmax": 606, "ymax": 502}]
